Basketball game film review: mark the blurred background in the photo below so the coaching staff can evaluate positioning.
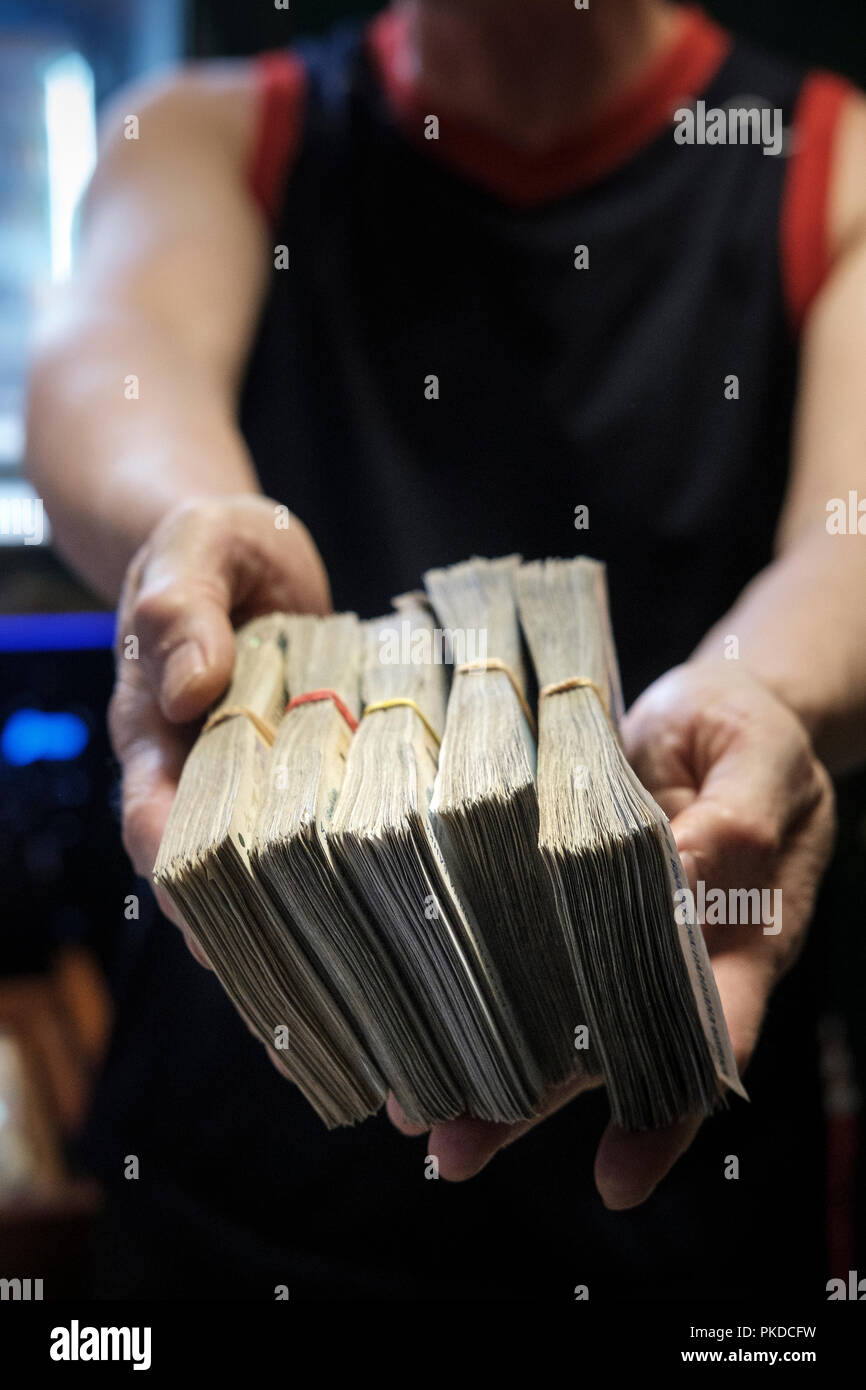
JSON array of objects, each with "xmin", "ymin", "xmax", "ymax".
[{"xmin": 0, "ymin": 0, "xmax": 863, "ymax": 1294}]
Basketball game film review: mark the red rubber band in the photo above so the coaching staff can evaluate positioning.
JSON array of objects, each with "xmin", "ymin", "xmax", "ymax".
[{"xmin": 285, "ymin": 688, "xmax": 359, "ymax": 732}]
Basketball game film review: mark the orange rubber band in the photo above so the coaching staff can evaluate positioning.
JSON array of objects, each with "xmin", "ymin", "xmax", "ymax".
[{"xmin": 285, "ymin": 688, "xmax": 359, "ymax": 733}]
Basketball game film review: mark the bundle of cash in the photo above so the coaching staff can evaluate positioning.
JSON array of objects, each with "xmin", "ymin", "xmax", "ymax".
[
  {"xmin": 424, "ymin": 555, "xmax": 593, "ymax": 1087},
  {"xmin": 153, "ymin": 615, "xmax": 386, "ymax": 1128},
  {"xmin": 252, "ymin": 611, "xmax": 464, "ymax": 1127},
  {"xmin": 515, "ymin": 558, "xmax": 744, "ymax": 1128},
  {"xmin": 327, "ymin": 596, "xmax": 541, "ymax": 1123},
  {"xmin": 155, "ymin": 558, "xmax": 743, "ymax": 1133}
]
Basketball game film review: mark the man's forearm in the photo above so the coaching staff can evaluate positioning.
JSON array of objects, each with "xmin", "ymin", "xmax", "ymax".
[
  {"xmin": 26, "ymin": 301, "xmax": 261, "ymax": 604},
  {"xmin": 694, "ymin": 523, "xmax": 866, "ymax": 774}
]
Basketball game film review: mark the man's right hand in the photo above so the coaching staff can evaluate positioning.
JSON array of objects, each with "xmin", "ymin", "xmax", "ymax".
[{"xmin": 107, "ymin": 495, "xmax": 331, "ymax": 963}]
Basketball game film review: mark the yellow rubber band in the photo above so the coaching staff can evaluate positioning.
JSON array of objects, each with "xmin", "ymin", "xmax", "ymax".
[
  {"xmin": 539, "ymin": 676, "xmax": 617, "ymax": 734},
  {"xmin": 202, "ymin": 705, "xmax": 277, "ymax": 747},
  {"xmin": 362, "ymin": 698, "xmax": 441, "ymax": 748},
  {"xmin": 455, "ymin": 658, "xmax": 538, "ymax": 741}
]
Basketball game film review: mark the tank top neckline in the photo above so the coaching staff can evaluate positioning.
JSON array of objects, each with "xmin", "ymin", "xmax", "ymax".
[{"xmin": 365, "ymin": 4, "xmax": 732, "ymax": 205}]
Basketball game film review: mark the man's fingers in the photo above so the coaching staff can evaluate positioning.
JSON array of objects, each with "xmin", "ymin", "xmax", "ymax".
[
  {"xmin": 414, "ymin": 1072, "xmax": 601, "ymax": 1181},
  {"xmin": 594, "ymin": 944, "xmax": 776, "ymax": 1208},
  {"xmin": 120, "ymin": 739, "xmax": 214, "ymax": 967},
  {"xmin": 118, "ymin": 732, "xmax": 214, "ymax": 969},
  {"xmin": 121, "ymin": 497, "xmax": 332, "ymax": 725},
  {"xmin": 152, "ymin": 881, "xmax": 212, "ymax": 969},
  {"xmin": 130, "ymin": 568, "xmax": 240, "ymax": 725},
  {"xmin": 118, "ymin": 741, "xmax": 181, "ymax": 875},
  {"xmin": 594, "ymin": 1114, "xmax": 701, "ymax": 1209},
  {"xmin": 108, "ymin": 667, "xmax": 214, "ymax": 968},
  {"xmin": 709, "ymin": 947, "xmax": 774, "ymax": 1074},
  {"xmin": 586, "ymin": 761, "xmax": 786, "ymax": 1211},
  {"xmin": 593, "ymin": 943, "xmax": 776, "ymax": 1210},
  {"xmin": 427, "ymin": 1114, "xmax": 516, "ymax": 1180},
  {"xmin": 109, "ymin": 497, "xmax": 335, "ymax": 978}
]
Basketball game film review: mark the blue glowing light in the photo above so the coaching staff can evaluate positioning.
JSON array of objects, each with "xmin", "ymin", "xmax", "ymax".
[
  {"xmin": 1, "ymin": 709, "xmax": 90, "ymax": 766},
  {"xmin": 0, "ymin": 612, "xmax": 115, "ymax": 652}
]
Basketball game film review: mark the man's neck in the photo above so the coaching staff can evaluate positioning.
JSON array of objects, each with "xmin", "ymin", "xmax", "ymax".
[{"xmin": 402, "ymin": 0, "xmax": 680, "ymax": 149}]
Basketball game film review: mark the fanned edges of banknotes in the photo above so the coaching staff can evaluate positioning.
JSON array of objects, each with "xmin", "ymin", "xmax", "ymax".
[{"xmin": 155, "ymin": 557, "xmax": 744, "ymax": 1132}]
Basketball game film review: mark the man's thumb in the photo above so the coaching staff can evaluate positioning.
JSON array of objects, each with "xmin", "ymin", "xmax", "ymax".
[{"xmin": 133, "ymin": 585, "xmax": 237, "ymax": 724}]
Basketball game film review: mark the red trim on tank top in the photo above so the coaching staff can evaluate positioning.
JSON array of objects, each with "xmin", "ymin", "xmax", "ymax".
[
  {"xmin": 248, "ymin": 50, "xmax": 308, "ymax": 223},
  {"xmin": 780, "ymin": 72, "xmax": 856, "ymax": 333},
  {"xmin": 366, "ymin": 4, "xmax": 731, "ymax": 204}
]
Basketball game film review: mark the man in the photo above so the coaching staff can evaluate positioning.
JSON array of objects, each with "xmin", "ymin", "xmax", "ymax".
[{"xmin": 27, "ymin": 0, "xmax": 861, "ymax": 1299}]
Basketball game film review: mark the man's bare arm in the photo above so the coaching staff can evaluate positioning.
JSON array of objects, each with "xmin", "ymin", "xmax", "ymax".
[
  {"xmin": 26, "ymin": 63, "xmax": 268, "ymax": 602},
  {"xmin": 695, "ymin": 95, "xmax": 866, "ymax": 775},
  {"xmin": 25, "ymin": 62, "xmax": 331, "ymax": 931}
]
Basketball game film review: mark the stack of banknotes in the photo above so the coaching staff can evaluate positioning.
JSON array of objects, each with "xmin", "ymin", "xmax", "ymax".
[{"xmin": 154, "ymin": 556, "xmax": 744, "ymax": 1131}]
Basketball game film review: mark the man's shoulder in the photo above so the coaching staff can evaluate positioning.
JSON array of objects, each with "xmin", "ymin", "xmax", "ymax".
[{"xmin": 96, "ymin": 59, "xmax": 264, "ymax": 176}]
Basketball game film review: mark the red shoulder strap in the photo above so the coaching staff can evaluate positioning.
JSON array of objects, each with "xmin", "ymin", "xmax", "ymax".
[
  {"xmin": 248, "ymin": 51, "xmax": 308, "ymax": 224},
  {"xmin": 781, "ymin": 72, "xmax": 856, "ymax": 333}
]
